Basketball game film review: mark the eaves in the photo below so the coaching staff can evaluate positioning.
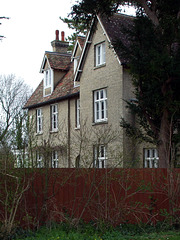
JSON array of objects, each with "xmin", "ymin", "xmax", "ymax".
[{"xmin": 23, "ymin": 91, "xmax": 79, "ymax": 110}]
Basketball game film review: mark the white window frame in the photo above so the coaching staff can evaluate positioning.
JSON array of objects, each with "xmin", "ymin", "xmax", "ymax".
[
  {"xmin": 44, "ymin": 68, "xmax": 53, "ymax": 97},
  {"xmin": 76, "ymin": 99, "xmax": 80, "ymax": 128},
  {"xmin": 95, "ymin": 42, "xmax": 106, "ymax": 67},
  {"xmin": 74, "ymin": 57, "xmax": 80, "ymax": 74},
  {"xmin": 51, "ymin": 104, "xmax": 58, "ymax": 132},
  {"xmin": 94, "ymin": 145, "xmax": 107, "ymax": 168},
  {"xmin": 44, "ymin": 69, "xmax": 52, "ymax": 87},
  {"xmin": 36, "ymin": 108, "xmax": 43, "ymax": 133},
  {"xmin": 52, "ymin": 151, "xmax": 58, "ymax": 168},
  {"xmin": 37, "ymin": 152, "xmax": 43, "ymax": 168},
  {"xmin": 144, "ymin": 149, "xmax": 159, "ymax": 168},
  {"xmin": 94, "ymin": 88, "xmax": 107, "ymax": 123}
]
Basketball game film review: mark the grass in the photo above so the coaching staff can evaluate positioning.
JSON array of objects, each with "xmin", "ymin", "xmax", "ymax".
[{"xmin": 13, "ymin": 223, "xmax": 180, "ymax": 240}]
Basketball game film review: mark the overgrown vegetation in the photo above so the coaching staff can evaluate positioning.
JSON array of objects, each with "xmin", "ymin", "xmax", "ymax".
[
  {"xmin": 12, "ymin": 222, "xmax": 180, "ymax": 240},
  {"xmin": 0, "ymin": 168, "xmax": 180, "ymax": 239}
]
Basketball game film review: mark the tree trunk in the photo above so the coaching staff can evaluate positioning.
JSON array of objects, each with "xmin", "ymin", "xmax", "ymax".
[{"xmin": 158, "ymin": 109, "xmax": 172, "ymax": 168}]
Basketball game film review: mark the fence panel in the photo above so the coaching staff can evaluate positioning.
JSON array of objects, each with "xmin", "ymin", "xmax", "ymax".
[{"xmin": 0, "ymin": 168, "xmax": 180, "ymax": 228}]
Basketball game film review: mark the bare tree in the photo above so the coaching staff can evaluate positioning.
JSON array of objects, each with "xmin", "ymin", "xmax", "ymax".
[
  {"xmin": 0, "ymin": 74, "xmax": 32, "ymax": 147},
  {"xmin": 0, "ymin": 16, "xmax": 9, "ymax": 40}
]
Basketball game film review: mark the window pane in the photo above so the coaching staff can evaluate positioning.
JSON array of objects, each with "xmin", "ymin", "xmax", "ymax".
[
  {"xmin": 102, "ymin": 43, "xmax": 106, "ymax": 63},
  {"xmin": 96, "ymin": 91, "xmax": 99, "ymax": 100},
  {"xmin": 76, "ymin": 99, "xmax": 80, "ymax": 127},
  {"xmin": 96, "ymin": 102, "xmax": 99, "ymax": 120},
  {"xmin": 101, "ymin": 103, "xmax": 104, "ymax": 119},
  {"xmin": 144, "ymin": 149, "xmax": 159, "ymax": 168},
  {"xmin": 97, "ymin": 46, "xmax": 101, "ymax": 64},
  {"xmin": 51, "ymin": 105, "xmax": 58, "ymax": 130},
  {"xmin": 100, "ymin": 89, "xmax": 104, "ymax": 99},
  {"xmin": 49, "ymin": 70, "xmax": 51, "ymax": 85},
  {"xmin": 94, "ymin": 145, "xmax": 107, "ymax": 169},
  {"xmin": 94, "ymin": 89, "xmax": 107, "ymax": 122},
  {"xmin": 100, "ymin": 146, "xmax": 105, "ymax": 157},
  {"xmin": 102, "ymin": 160, "xmax": 104, "ymax": 168},
  {"xmin": 46, "ymin": 71, "xmax": 48, "ymax": 86},
  {"xmin": 37, "ymin": 109, "xmax": 41, "ymax": 116}
]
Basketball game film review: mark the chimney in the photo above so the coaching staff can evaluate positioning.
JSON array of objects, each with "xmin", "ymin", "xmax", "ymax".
[
  {"xmin": 51, "ymin": 30, "xmax": 69, "ymax": 53},
  {"xmin": 56, "ymin": 30, "xmax": 59, "ymax": 41},
  {"xmin": 61, "ymin": 31, "xmax": 65, "ymax": 41}
]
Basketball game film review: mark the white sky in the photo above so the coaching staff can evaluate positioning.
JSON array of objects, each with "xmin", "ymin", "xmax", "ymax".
[
  {"xmin": 0, "ymin": 1, "xmax": 135, "ymax": 91},
  {"xmin": 0, "ymin": 0, "xmax": 75, "ymax": 90}
]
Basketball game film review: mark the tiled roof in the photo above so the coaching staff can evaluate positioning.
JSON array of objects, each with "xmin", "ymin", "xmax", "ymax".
[
  {"xmin": 100, "ymin": 13, "xmax": 134, "ymax": 64},
  {"xmin": 24, "ymin": 13, "xmax": 133, "ymax": 109},
  {"xmin": 77, "ymin": 36, "xmax": 86, "ymax": 49},
  {"xmin": 45, "ymin": 52, "xmax": 71, "ymax": 70},
  {"xmin": 24, "ymin": 63, "xmax": 79, "ymax": 109}
]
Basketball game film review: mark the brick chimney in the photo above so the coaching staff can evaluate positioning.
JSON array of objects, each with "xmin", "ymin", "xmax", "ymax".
[{"xmin": 51, "ymin": 30, "xmax": 69, "ymax": 53}]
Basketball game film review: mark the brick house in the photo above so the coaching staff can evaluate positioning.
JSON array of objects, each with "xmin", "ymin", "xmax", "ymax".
[{"xmin": 24, "ymin": 13, "xmax": 159, "ymax": 168}]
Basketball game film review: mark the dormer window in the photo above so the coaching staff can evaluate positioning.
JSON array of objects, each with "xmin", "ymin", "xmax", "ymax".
[
  {"xmin": 43, "ymin": 68, "xmax": 53, "ymax": 97},
  {"xmin": 45, "ymin": 69, "xmax": 51, "ymax": 87}
]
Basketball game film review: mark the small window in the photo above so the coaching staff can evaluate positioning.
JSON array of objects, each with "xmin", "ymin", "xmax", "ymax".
[
  {"xmin": 51, "ymin": 104, "xmax": 58, "ymax": 131},
  {"xmin": 94, "ymin": 145, "xmax": 107, "ymax": 168},
  {"xmin": 44, "ymin": 69, "xmax": 53, "ymax": 97},
  {"xmin": 52, "ymin": 151, "xmax": 58, "ymax": 168},
  {"xmin": 76, "ymin": 99, "xmax": 80, "ymax": 128},
  {"xmin": 37, "ymin": 152, "xmax": 43, "ymax": 168},
  {"xmin": 36, "ymin": 108, "xmax": 42, "ymax": 133},
  {"xmin": 94, "ymin": 88, "xmax": 107, "ymax": 123},
  {"xmin": 44, "ymin": 69, "xmax": 51, "ymax": 87},
  {"xmin": 95, "ymin": 42, "xmax": 106, "ymax": 67},
  {"xmin": 144, "ymin": 149, "xmax": 159, "ymax": 168}
]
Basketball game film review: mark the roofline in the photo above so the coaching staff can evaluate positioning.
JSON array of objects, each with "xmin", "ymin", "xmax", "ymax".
[
  {"xmin": 73, "ymin": 14, "xmax": 124, "ymax": 82},
  {"xmin": 23, "ymin": 92, "xmax": 79, "ymax": 110},
  {"xmin": 72, "ymin": 39, "xmax": 82, "ymax": 59},
  {"xmin": 97, "ymin": 15, "xmax": 121, "ymax": 65},
  {"xmin": 40, "ymin": 54, "xmax": 47, "ymax": 73},
  {"xmin": 40, "ymin": 51, "xmax": 71, "ymax": 73},
  {"xmin": 73, "ymin": 18, "xmax": 95, "ymax": 82}
]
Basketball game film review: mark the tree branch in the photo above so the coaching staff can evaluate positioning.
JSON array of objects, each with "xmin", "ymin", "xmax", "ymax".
[{"xmin": 141, "ymin": 0, "xmax": 159, "ymax": 26}]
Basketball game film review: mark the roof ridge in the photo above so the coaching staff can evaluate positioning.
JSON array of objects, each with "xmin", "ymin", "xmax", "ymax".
[
  {"xmin": 45, "ymin": 51, "xmax": 71, "ymax": 56},
  {"xmin": 113, "ymin": 12, "xmax": 135, "ymax": 19},
  {"xmin": 78, "ymin": 35, "xmax": 86, "ymax": 39}
]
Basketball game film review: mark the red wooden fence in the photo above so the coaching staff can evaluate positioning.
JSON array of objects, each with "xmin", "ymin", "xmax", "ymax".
[{"xmin": 1, "ymin": 168, "xmax": 180, "ymax": 228}]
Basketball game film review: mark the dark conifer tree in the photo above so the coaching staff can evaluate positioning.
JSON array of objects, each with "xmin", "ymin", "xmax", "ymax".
[{"xmin": 65, "ymin": 0, "xmax": 180, "ymax": 167}]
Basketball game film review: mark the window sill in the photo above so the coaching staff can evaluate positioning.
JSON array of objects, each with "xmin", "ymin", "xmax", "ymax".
[
  {"xmin": 94, "ymin": 63, "xmax": 106, "ymax": 70},
  {"xmin": 36, "ymin": 132, "xmax": 43, "ymax": 136},
  {"xmin": 74, "ymin": 81, "xmax": 80, "ymax": 88},
  {"xmin": 92, "ymin": 120, "xmax": 108, "ymax": 126},
  {"xmin": 50, "ymin": 130, "xmax": 58, "ymax": 134}
]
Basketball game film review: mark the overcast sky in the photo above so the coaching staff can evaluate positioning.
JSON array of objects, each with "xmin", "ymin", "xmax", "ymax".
[
  {"xmin": 0, "ymin": 1, "xmax": 135, "ymax": 91},
  {"xmin": 0, "ymin": 0, "xmax": 75, "ymax": 90}
]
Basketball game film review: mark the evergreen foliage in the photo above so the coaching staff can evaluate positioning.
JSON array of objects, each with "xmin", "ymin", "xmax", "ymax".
[{"xmin": 65, "ymin": 0, "xmax": 180, "ymax": 167}]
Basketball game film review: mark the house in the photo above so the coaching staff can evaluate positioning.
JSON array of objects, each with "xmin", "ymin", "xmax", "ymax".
[{"xmin": 24, "ymin": 13, "xmax": 159, "ymax": 168}]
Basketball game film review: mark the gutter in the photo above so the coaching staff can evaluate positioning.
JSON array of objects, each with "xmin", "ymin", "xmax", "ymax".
[{"xmin": 23, "ymin": 92, "xmax": 79, "ymax": 110}]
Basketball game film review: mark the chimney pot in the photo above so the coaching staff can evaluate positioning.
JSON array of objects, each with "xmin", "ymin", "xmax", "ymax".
[
  {"xmin": 55, "ymin": 30, "xmax": 59, "ymax": 41},
  {"xmin": 61, "ymin": 31, "xmax": 65, "ymax": 41}
]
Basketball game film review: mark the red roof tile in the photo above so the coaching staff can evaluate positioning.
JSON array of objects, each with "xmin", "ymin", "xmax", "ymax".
[
  {"xmin": 24, "ymin": 63, "xmax": 79, "ymax": 109},
  {"xmin": 46, "ymin": 52, "xmax": 71, "ymax": 71}
]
